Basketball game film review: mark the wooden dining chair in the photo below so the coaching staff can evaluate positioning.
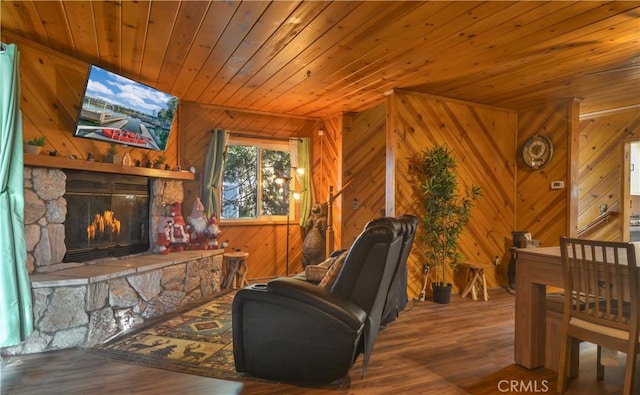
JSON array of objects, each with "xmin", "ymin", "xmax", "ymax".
[{"xmin": 557, "ymin": 237, "xmax": 639, "ymax": 395}]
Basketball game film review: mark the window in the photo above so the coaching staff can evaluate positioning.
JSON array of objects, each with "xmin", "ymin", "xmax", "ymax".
[{"xmin": 221, "ymin": 138, "xmax": 294, "ymax": 221}]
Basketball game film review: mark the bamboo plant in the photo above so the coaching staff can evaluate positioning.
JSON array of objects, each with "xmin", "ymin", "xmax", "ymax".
[{"xmin": 409, "ymin": 144, "xmax": 482, "ymax": 295}]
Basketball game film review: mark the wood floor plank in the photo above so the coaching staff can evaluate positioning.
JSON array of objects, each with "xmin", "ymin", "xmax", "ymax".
[{"xmin": 1, "ymin": 288, "xmax": 637, "ymax": 394}]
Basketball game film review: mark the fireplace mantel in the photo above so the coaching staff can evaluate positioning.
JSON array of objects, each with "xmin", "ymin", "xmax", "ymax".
[{"xmin": 24, "ymin": 153, "xmax": 196, "ymax": 181}]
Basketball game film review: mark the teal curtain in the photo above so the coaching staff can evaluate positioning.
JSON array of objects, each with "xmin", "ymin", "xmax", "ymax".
[
  {"xmin": 202, "ymin": 128, "xmax": 228, "ymax": 218},
  {"xmin": 0, "ymin": 43, "xmax": 33, "ymax": 347},
  {"xmin": 296, "ymin": 138, "xmax": 312, "ymax": 227}
]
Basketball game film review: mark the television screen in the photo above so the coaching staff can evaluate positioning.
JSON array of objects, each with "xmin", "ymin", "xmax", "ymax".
[{"xmin": 74, "ymin": 65, "xmax": 178, "ymax": 151}]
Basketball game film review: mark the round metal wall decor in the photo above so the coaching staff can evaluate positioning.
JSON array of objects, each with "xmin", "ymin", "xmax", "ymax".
[{"xmin": 522, "ymin": 135, "xmax": 553, "ymax": 169}]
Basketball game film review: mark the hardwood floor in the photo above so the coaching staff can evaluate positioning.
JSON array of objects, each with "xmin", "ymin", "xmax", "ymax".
[{"xmin": 1, "ymin": 288, "xmax": 637, "ymax": 394}]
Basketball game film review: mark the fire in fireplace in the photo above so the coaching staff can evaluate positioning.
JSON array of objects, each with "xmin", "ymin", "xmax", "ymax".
[
  {"xmin": 86, "ymin": 210, "xmax": 121, "ymax": 240},
  {"xmin": 63, "ymin": 170, "xmax": 150, "ymax": 262}
]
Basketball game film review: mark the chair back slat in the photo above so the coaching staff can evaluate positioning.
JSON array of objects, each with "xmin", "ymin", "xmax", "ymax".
[{"xmin": 560, "ymin": 238, "xmax": 638, "ymax": 332}]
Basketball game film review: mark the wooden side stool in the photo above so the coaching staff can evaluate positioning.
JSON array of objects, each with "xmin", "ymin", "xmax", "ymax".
[
  {"xmin": 222, "ymin": 251, "xmax": 250, "ymax": 289},
  {"xmin": 461, "ymin": 262, "xmax": 489, "ymax": 301}
]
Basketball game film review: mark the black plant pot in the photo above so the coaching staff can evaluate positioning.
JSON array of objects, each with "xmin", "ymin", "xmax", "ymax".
[{"xmin": 432, "ymin": 282, "xmax": 452, "ymax": 304}]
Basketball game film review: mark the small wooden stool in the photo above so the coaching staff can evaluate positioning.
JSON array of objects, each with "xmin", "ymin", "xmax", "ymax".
[
  {"xmin": 222, "ymin": 251, "xmax": 250, "ymax": 289},
  {"xmin": 461, "ymin": 262, "xmax": 489, "ymax": 301}
]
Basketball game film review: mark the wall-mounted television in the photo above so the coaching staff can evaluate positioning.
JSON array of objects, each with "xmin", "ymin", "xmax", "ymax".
[{"xmin": 74, "ymin": 65, "xmax": 178, "ymax": 151}]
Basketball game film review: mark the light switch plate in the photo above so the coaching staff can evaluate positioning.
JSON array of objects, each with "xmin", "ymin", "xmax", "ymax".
[{"xmin": 550, "ymin": 181, "xmax": 564, "ymax": 190}]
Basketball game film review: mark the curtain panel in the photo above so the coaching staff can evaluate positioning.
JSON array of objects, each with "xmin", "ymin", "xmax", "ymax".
[
  {"xmin": 202, "ymin": 128, "xmax": 229, "ymax": 218},
  {"xmin": 0, "ymin": 42, "xmax": 33, "ymax": 347},
  {"xmin": 296, "ymin": 137, "xmax": 312, "ymax": 227}
]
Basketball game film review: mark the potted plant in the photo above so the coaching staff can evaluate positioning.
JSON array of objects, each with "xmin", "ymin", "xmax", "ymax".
[
  {"xmin": 153, "ymin": 155, "xmax": 166, "ymax": 169},
  {"xmin": 24, "ymin": 136, "xmax": 46, "ymax": 154},
  {"xmin": 409, "ymin": 144, "xmax": 481, "ymax": 304},
  {"xmin": 106, "ymin": 143, "xmax": 121, "ymax": 164}
]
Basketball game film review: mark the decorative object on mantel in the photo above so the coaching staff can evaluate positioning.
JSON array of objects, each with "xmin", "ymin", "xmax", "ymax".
[
  {"xmin": 143, "ymin": 153, "xmax": 152, "ymax": 168},
  {"xmin": 409, "ymin": 144, "xmax": 482, "ymax": 304},
  {"xmin": 187, "ymin": 197, "xmax": 221, "ymax": 250},
  {"xmin": 122, "ymin": 152, "xmax": 132, "ymax": 166},
  {"xmin": 522, "ymin": 134, "xmax": 553, "ymax": 169},
  {"xmin": 23, "ymin": 136, "xmax": 45, "ymax": 154},
  {"xmin": 106, "ymin": 143, "xmax": 122, "ymax": 164},
  {"xmin": 153, "ymin": 155, "xmax": 166, "ymax": 169}
]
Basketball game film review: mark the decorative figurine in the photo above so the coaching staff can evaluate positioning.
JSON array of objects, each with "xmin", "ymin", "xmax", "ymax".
[
  {"xmin": 302, "ymin": 202, "xmax": 328, "ymax": 267},
  {"xmin": 156, "ymin": 202, "xmax": 190, "ymax": 254},
  {"xmin": 187, "ymin": 198, "xmax": 221, "ymax": 250},
  {"xmin": 156, "ymin": 217, "xmax": 173, "ymax": 255},
  {"xmin": 168, "ymin": 202, "xmax": 189, "ymax": 251}
]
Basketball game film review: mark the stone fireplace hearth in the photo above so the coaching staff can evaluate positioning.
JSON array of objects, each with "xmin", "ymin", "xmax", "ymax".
[
  {"xmin": 2, "ymin": 167, "xmax": 223, "ymax": 356},
  {"xmin": 23, "ymin": 167, "xmax": 184, "ymax": 273}
]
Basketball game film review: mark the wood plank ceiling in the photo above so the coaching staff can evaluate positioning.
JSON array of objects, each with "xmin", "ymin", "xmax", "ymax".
[{"xmin": 1, "ymin": 1, "xmax": 639, "ymax": 119}]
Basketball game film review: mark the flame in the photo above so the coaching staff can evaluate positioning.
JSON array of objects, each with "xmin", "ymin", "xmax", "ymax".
[
  {"xmin": 87, "ymin": 224, "xmax": 96, "ymax": 240},
  {"xmin": 86, "ymin": 210, "xmax": 121, "ymax": 240}
]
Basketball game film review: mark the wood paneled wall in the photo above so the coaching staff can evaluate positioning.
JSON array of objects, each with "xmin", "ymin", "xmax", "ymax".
[
  {"xmin": 577, "ymin": 109, "xmax": 640, "ymax": 241},
  {"xmin": 12, "ymin": 33, "xmax": 325, "ymax": 281},
  {"xmin": 179, "ymin": 102, "xmax": 320, "ymax": 280},
  {"xmin": 312, "ymin": 114, "xmax": 343, "ymax": 252},
  {"xmin": 515, "ymin": 101, "xmax": 577, "ymax": 246},
  {"xmin": 388, "ymin": 90, "xmax": 518, "ymax": 297},
  {"xmin": 17, "ymin": 28, "xmax": 615, "ymax": 300},
  {"xmin": 341, "ymin": 104, "xmax": 388, "ymax": 247},
  {"xmin": 11, "ymin": 33, "xmax": 180, "ymax": 168}
]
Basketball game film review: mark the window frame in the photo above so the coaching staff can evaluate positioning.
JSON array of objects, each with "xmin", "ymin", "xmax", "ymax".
[{"xmin": 220, "ymin": 136, "xmax": 297, "ymax": 225}]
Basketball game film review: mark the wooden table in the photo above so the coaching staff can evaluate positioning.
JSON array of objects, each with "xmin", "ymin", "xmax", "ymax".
[
  {"xmin": 514, "ymin": 247, "xmax": 640, "ymax": 373},
  {"xmin": 515, "ymin": 247, "xmax": 565, "ymax": 369},
  {"xmin": 515, "ymin": 245, "xmax": 638, "ymax": 370}
]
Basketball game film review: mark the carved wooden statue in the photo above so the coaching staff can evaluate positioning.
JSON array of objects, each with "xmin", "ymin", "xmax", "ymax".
[{"xmin": 302, "ymin": 202, "xmax": 328, "ymax": 268}]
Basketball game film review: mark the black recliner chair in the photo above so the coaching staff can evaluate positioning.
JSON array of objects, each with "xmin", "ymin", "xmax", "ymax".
[
  {"xmin": 232, "ymin": 219, "xmax": 403, "ymax": 383},
  {"xmin": 379, "ymin": 214, "xmax": 418, "ymax": 326}
]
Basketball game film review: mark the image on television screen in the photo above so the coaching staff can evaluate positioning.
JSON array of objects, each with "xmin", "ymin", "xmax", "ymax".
[{"xmin": 74, "ymin": 65, "xmax": 178, "ymax": 151}]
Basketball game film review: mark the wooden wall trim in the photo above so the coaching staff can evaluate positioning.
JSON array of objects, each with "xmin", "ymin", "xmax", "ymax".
[
  {"xmin": 391, "ymin": 88, "xmax": 514, "ymax": 112},
  {"xmin": 24, "ymin": 154, "xmax": 195, "ymax": 180},
  {"xmin": 567, "ymin": 98, "xmax": 581, "ymax": 237},
  {"xmin": 186, "ymin": 102, "xmax": 321, "ymax": 122},
  {"xmin": 580, "ymin": 104, "xmax": 640, "ymax": 119},
  {"xmin": 385, "ymin": 95, "xmax": 396, "ymax": 217}
]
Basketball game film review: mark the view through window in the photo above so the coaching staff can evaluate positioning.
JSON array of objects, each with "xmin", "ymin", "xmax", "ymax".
[{"xmin": 221, "ymin": 138, "xmax": 293, "ymax": 220}]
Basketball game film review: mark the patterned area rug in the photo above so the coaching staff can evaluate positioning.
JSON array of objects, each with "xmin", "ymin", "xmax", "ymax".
[{"xmin": 95, "ymin": 290, "xmax": 248, "ymax": 381}]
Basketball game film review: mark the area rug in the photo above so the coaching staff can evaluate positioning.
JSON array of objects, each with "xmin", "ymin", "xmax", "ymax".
[{"xmin": 95, "ymin": 290, "xmax": 250, "ymax": 382}]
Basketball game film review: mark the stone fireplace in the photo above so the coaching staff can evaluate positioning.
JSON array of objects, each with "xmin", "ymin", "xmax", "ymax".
[{"xmin": 3, "ymin": 166, "xmax": 223, "ymax": 356}]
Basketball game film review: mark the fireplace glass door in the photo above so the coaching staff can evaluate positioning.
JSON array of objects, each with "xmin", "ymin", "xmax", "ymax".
[{"xmin": 63, "ymin": 171, "xmax": 150, "ymax": 262}]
